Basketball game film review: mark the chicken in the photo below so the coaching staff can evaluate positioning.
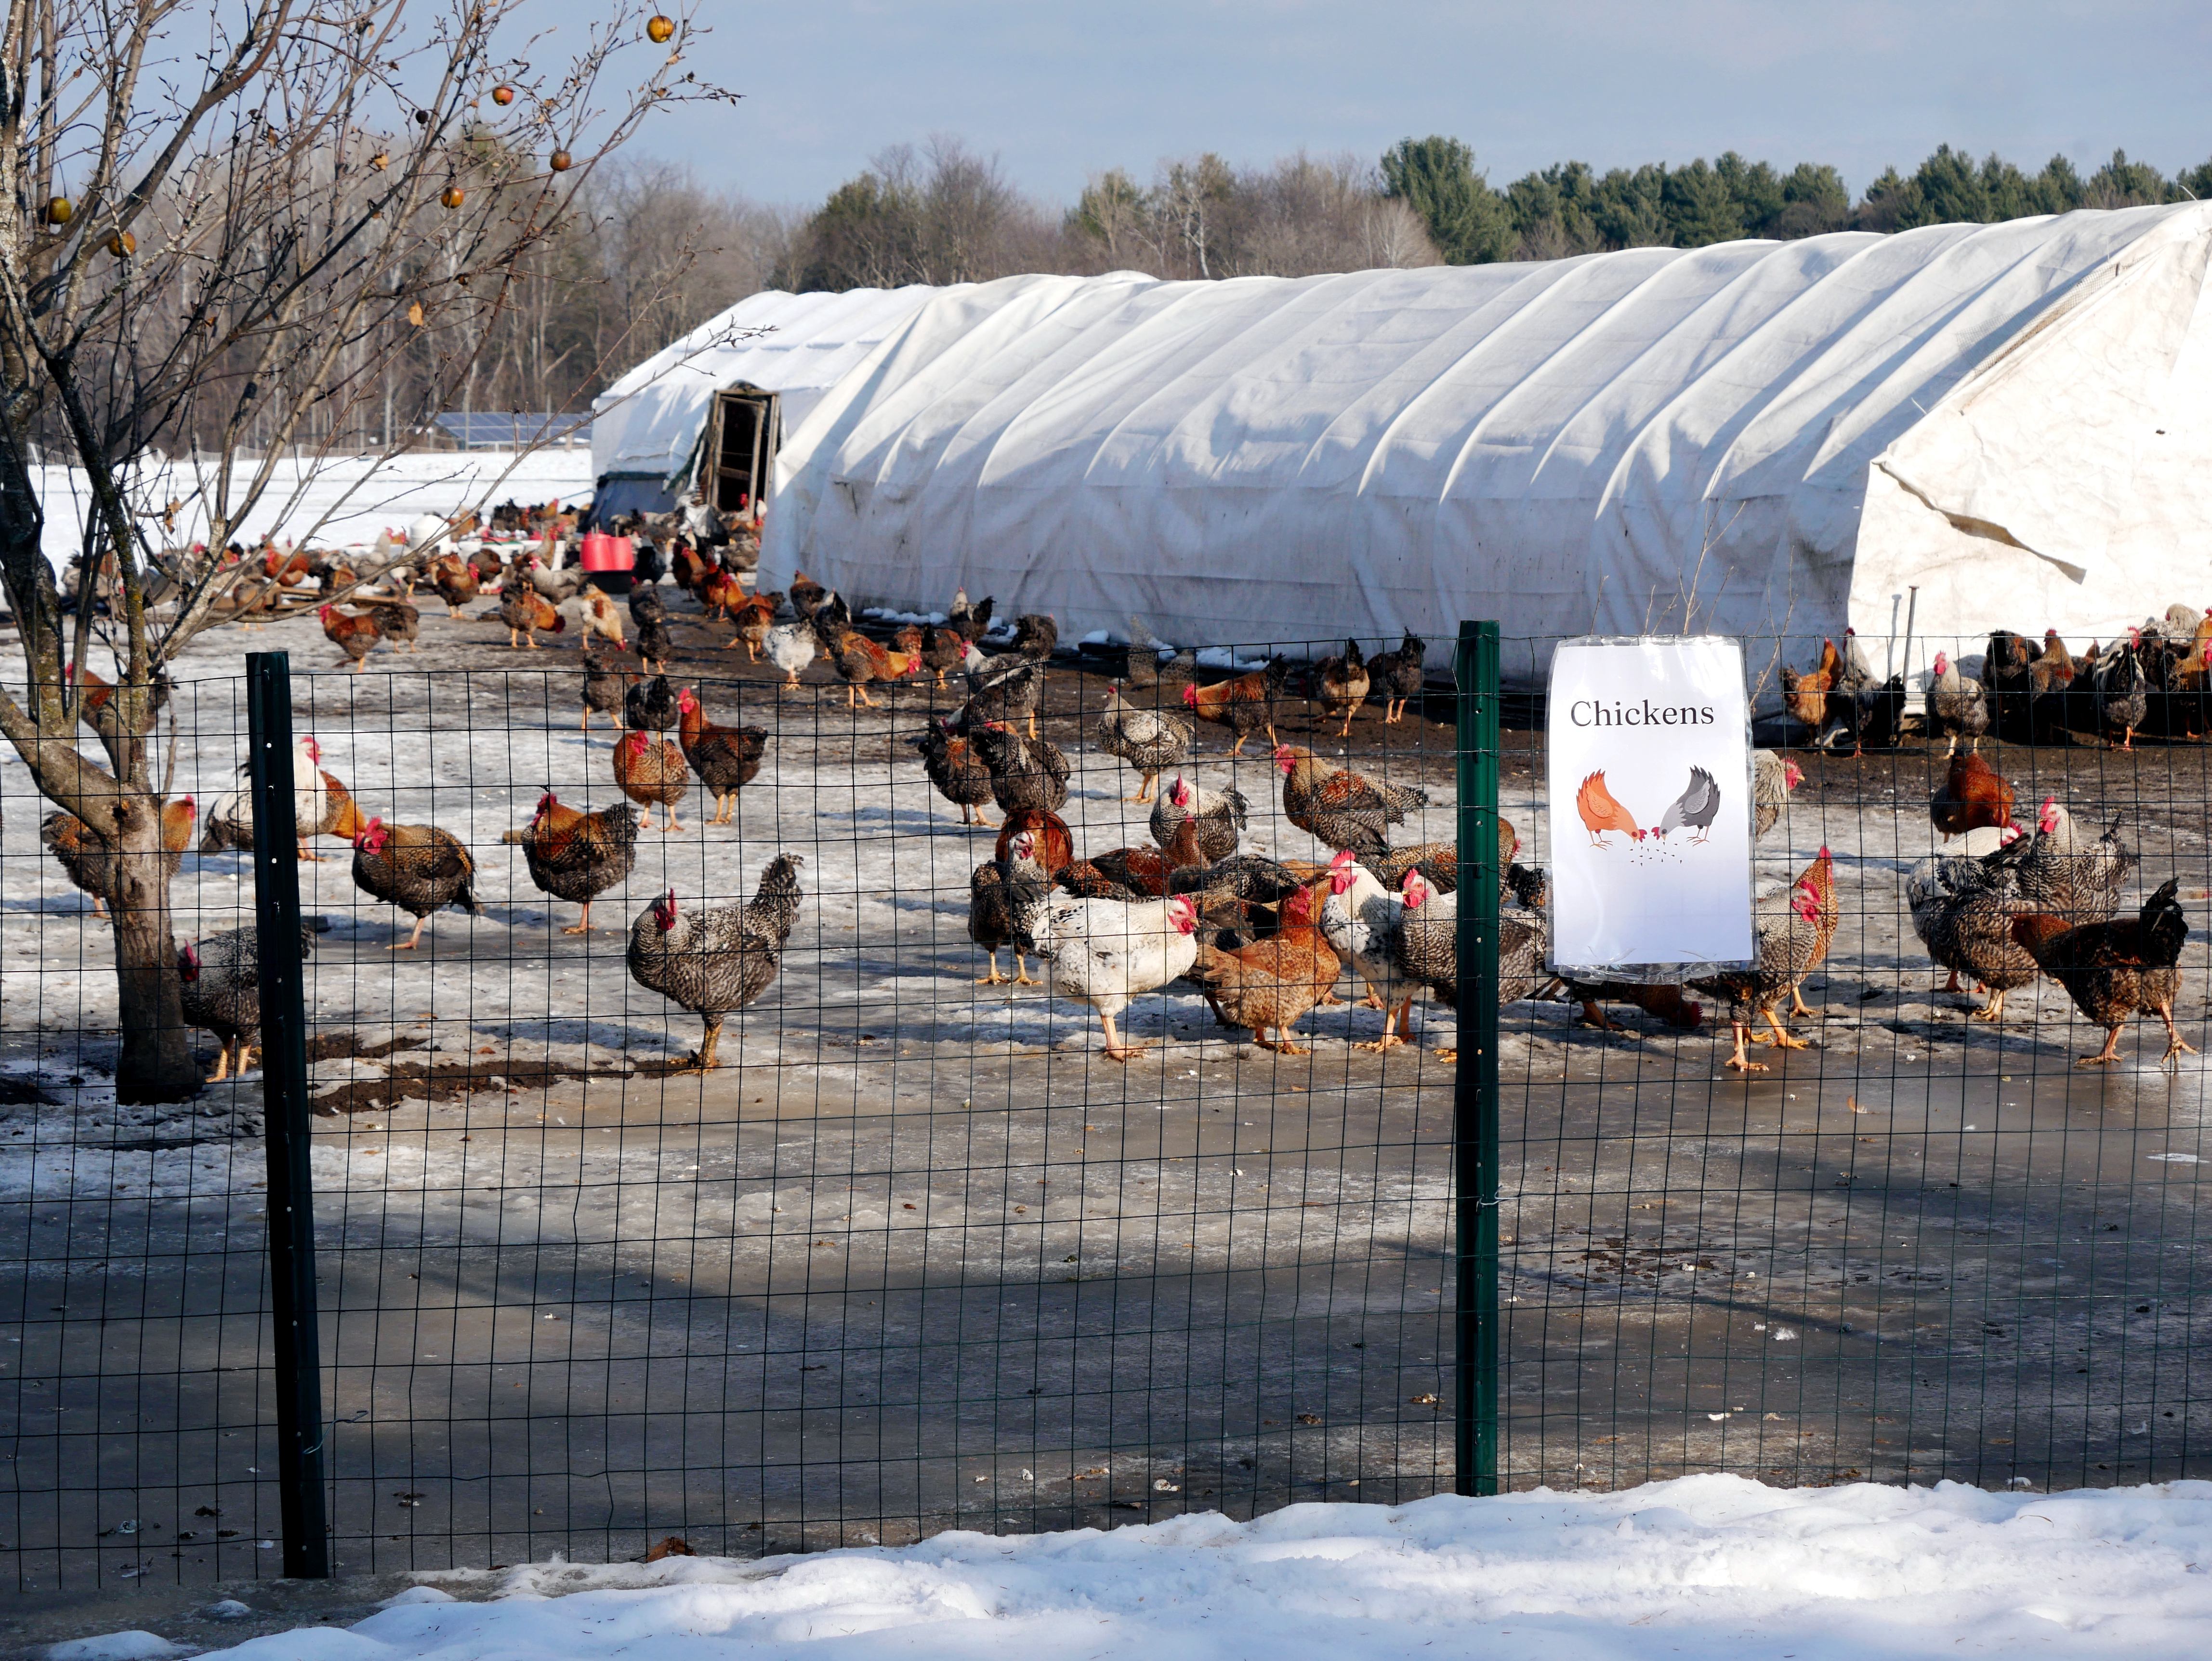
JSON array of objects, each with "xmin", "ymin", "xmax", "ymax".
[
  {"xmin": 952, "ymin": 651, "xmax": 1045, "ymax": 738},
  {"xmin": 822, "ymin": 623, "xmax": 920, "ymax": 708},
  {"xmin": 630, "ymin": 582, "xmax": 669, "ymax": 631},
  {"xmin": 1686, "ymin": 848, "xmax": 1837, "ymax": 1071},
  {"xmin": 672, "ymin": 542, "xmax": 712, "ymax": 598},
  {"xmin": 198, "ymin": 735, "xmax": 330, "ymax": 860},
  {"xmin": 1367, "ymin": 632, "xmax": 1427, "ymax": 725},
  {"xmin": 1924, "ymin": 651, "xmax": 1989, "ymax": 756},
  {"xmin": 178, "ymin": 924, "xmax": 318, "ymax": 1082},
  {"xmin": 1122, "ymin": 640, "xmax": 1198, "ymax": 708},
  {"xmin": 1318, "ymin": 851, "xmax": 1419, "ymax": 1050},
  {"xmin": 367, "ymin": 598, "xmax": 419, "ymax": 653},
  {"xmin": 764, "ymin": 620, "xmax": 816, "ymax": 686},
  {"xmin": 1981, "ymin": 629, "xmax": 2037, "ymax": 739},
  {"xmin": 350, "ymin": 817, "xmax": 485, "ymax": 950},
  {"xmin": 1149, "ymin": 775, "xmax": 1249, "ymax": 863},
  {"xmin": 969, "ymin": 830, "xmax": 1051, "ymax": 985},
  {"xmin": 1182, "ymin": 656, "xmax": 1293, "ymax": 757},
  {"xmin": 624, "ymin": 673, "xmax": 679, "ymax": 734},
  {"xmin": 320, "ymin": 604, "xmax": 381, "ymax": 671},
  {"xmin": 971, "ymin": 721, "xmax": 1070, "ymax": 816},
  {"xmin": 430, "ymin": 555, "xmax": 480, "ymax": 618},
  {"xmin": 626, "ymin": 856, "xmax": 806, "ymax": 1071},
  {"xmin": 41, "ymin": 795, "xmax": 196, "ymax": 918},
  {"xmin": 1753, "ymin": 751, "xmax": 1801, "ymax": 839},
  {"xmin": 1275, "ymin": 744, "xmax": 1429, "ymax": 858},
  {"xmin": 1088, "ymin": 818, "xmax": 1208, "ymax": 897},
  {"xmin": 996, "ymin": 808, "xmax": 1074, "ymax": 878},
  {"xmin": 1097, "ymin": 683, "xmax": 1192, "ymax": 802},
  {"xmin": 468, "ymin": 545, "xmax": 504, "ymax": 588},
  {"xmin": 635, "ymin": 611, "xmax": 676, "ymax": 672},
  {"xmin": 914, "ymin": 624, "xmax": 971, "ymax": 689},
  {"xmin": 499, "ymin": 582, "xmax": 564, "ymax": 649},
  {"xmin": 1311, "ymin": 640, "xmax": 1370, "ymax": 738},
  {"xmin": 676, "ymin": 687, "xmax": 769, "ymax": 825},
  {"xmin": 612, "ymin": 728, "xmax": 691, "ymax": 831},
  {"xmin": 948, "ymin": 588, "xmax": 994, "ymax": 641},
  {"xmin": 908, "ymin": 723, "xmax": 998, "ymax": 825},
  {"xmin": 728, "ymin": 592, "xmax": 777, "ymax": 660},
  {"xmin": 1390, "ymin": 867, "xmax": 1490, "ymax": 1061},
  {"xmin": 1907, "ymin": 847, "xmax": 2039, "ymax": 1019},
  {"xmin": 1779, "ymin": 637, "xmax": 1838, "ymax": 730},
  {"xmin": 576, "ymin": 588, "xmax": 627, "ymax": 650},
  {"xmin": 788, "ymin": 570, "xmax": 827, "ymax": 620},
  {"xmin": 67, "ymin": 661, "xmax": 171, "ymax": 738},
  {"xmin": 2029, "ymin": 629, "xmax": 2078, "ymax": 741},
  {"xmin": 500, "ymin": 791, "xmax": 640, "ymax": 934},
  {"xmin": 2093, "ymin": 630, "xmax": 2149, "ymax": 749},
  {"xmin": 1930, "ymin": 751, "xmax": 2015, "ymax": 842},
  {"xmin": 1012, "ymin": 888, "xmax": 1201, "ymax": 1061},
  {"xmin": 1188, "ymin": 886, "xmax": 1341, "ymax": 1054},
  {"xmin": 1651, "ymin": 766, "xmax": 1721, "ymax": 843},
  {"xmin": 2013, "ymin": 881, "xmax": 2195, "ymax": 1068},
  {"xmin": 699, "ymin": 566, "xmax": 745, "ymax": 621},
  {"xmin": 315, "ymin": 770, "xmax": 370, "ymax": 845},
  {"xmin": 1573, "ymin": 770, "xmax": 1643, "ymax": 847},
  {"xmin": 1995, "ymin": 798, "xmax": 2135, "ymax": 925},
  {"xmin": 580, "ymin": 646, "xmax": 628, "ymax": 733}
]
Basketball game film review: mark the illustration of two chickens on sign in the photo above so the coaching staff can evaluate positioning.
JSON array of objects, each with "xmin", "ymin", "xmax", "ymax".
[{"xmin": 1575, "ymin": 767, "xmax": 1720, "ymax": 858}]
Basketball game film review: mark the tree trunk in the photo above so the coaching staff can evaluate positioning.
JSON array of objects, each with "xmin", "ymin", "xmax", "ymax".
[{"xmin": 107, "ymin": 818, "xmax": 197, "ymax": 1104}]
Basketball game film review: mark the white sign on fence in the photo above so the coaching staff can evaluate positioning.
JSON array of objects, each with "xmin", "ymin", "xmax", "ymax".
[{"xmin": 1547, "ymin": 635, "xmax": 1756, "ymax": 973}]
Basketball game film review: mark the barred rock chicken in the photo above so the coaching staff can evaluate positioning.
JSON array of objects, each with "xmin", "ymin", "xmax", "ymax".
[
  {"xmin": 1931, "ymin": 751, "xmax": 2015, "ymax": 842},
  {"xmin": 613, "ymin": 728, "xmax": 691, "ymax": 831},
  {"xmin": 1312, "ymin": 640, "xmax": 1370, "ymax": 737},
  {"xmin": 1097, "ymin": 683, "xmax": 1191, "ymax": 802},
  {"xmin": 971, "ymin": 722, "xmax": 1070, "ymax": 816},
  {"xmin": 320, "ymin": 604, "xmax": 381, "ymax": 671},
  {"xmin": 1997, "ymin": 798, "xmax": 2135, "ymax": 925},
  {"xmin": 1369, "ymin": 818, "xmax": 1521, "ymax": 898},
  {"xmin": 627, "ymin": 855, "xmax": 806, "ymax": 1070},
  {"xmin": 1319, "ymin": 851, "xmax": 1419, "ymax": 1050},
  {"xmin": 179, "ymin": 924, "xmax": 318, "ymax": 1082},
  {"xmin": 2012, "ymin": 880, "xmax": 2196, "ymax": 1068},
  {"xmin": 1368, "ymin": 632, "xmax": 1427, "ymax": 725},
  {"xmin": 1780, "ymin": 637, "xmax": 1839, "ymax": 730},
  {"xmin": 1275, "ymin": 744, "xmax": 1428, "ymax": 858},
  {"xmin": 580, "ymin": 647, "xmax": 628, "ymax": 733},
  {"xmin": 1687, "ymin": 848, "xmax": 1838, "ymax": 1071},
  {"xmin": 1122, "ymin": 637, "xmax": 1197, "ymax": 707},
  {"xmin": 2093, "ymin": 630, "xmax": 2149, "ymax": 750},
  {"xmin": 624, "ymin": 672, "xmax": 679, "ymax": 734},
  {"xmin": 350, "ymin": 817, "xmax": 484, "ymax": 950},
  {"xmin": 676, "ymin": 687, "xmax": 768, "ymax": 824},
  {"xmin": 41, "ymin": 795, "xmax": 196, "ymax": 918},
  {"xmin": 1150, "ymin": 775, "xmax": 1249, "ymax": 863},
  {"xmin": 1753, "ymin": 751, "xmax": 1801, "ymax": 840},
  {"xmin": 499, "ymin": 582, "xmax": 564, "ymax": 649},
  {"xmin": 369, "ymin": 598, "xmax": 420, "ymax": 653},
  {"xmin": 1908, "ymin": 848, "xmax": 2039, "ymax": 1019},
  {"xmin": 430, "ymin": 555, "xmax": 480, "ymax": 618},
  {"xmin": 1011, "ymin": 888, "xmax": 1200, "ymax": 1061},
  {"xmin": 1925, "ymin": 652, "xmax": 1988, "ymax": 756},
  {"xmin": 1188, "ymin": 886, "xmax": 1341, "ymax": 1054},
  {"xmin": 908, "ymin": 724, "xmax": 998, "ymax": 825},
  {"xmin": 199, "ymin": 735, "xmax": 330, "ymax": 860},
  {"xmin": 1183, "ymin": 656, "xmax": 1292, "ymax": 757},
  {"xmin": 501, "ymin": 791, "xmax": 640, "ymax": 934},
  {"xmin": 969, "ymin": 831, "xmax": 1051, "ymax": 985},
  {"xmin": 997, "ymin": 808, "xmax": 1074, "ymax": 878},
  {"xmin": 1391, "ymin": 867, "xmax": 1500, "ymax": 1061}
]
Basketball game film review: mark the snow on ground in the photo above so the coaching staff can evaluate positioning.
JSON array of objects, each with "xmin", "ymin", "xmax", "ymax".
[
  {"xmin": 33, "ymin": 448, "xmax": 597, "ymax": 571},
  {"xmin": 179, "ymin": 1477, "xmax": 2212, "ymax": 1661}
]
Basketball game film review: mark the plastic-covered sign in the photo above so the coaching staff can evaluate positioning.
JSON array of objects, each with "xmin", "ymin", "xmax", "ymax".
[{"xmin": 1547, "ymin": 635, "xmax": 1756, "ymax": 975}]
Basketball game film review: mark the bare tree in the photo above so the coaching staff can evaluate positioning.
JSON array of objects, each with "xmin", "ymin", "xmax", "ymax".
[{"xmin": 0, "ymin": 0, "xmax": 734, "ymax": 1101}]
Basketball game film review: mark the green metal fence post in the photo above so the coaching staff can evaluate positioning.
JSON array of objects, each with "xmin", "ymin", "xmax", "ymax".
[{"xmin": 1453, "ymin": 620, "xmax": 1501, "ymax": 1497}]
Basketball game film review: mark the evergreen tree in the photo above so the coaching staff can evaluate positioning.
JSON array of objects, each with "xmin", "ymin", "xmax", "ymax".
[
  {"xmin": 1380, "ymin": 136, "xmax": 1515, "ymax": 264},
  {"xmin": 1661, "ymin": 158, "xmax": 1745, "ymax": 247}
]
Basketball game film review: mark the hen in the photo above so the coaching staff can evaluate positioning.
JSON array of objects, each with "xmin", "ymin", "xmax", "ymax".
[
  {"xmin": 369, "ymin": 598, "xmax": 420, "ymax": 653},
  {"xmin": 1097, "ymin": 683, "xmax": 1192, "ymax": 802},
  {"xmin": 1367, "ymin": 632, "xmax": 1427, "ymax": 725},
  {"xmin": 2092, "ymin": 630, "xmax": 2149, "ymax": 750},
  {"xmin": 499, "ymin": 582, "xmax": 564, "ymax": 649},
  {"xmin": 1188, "ymin": 886, "xmax": 1341, "ymax": 1053},
  {"xmin": 948, "ymin": 588, "xmax": 995, "ymax": 641},
  {"xmin": 952, "ymin": 649, "xmax": 1045, "ymax": 738},
  {"xmin": 996, "ymin": 808, "xmax": 1074, "ymax": 878},
  {"xmin": 624, "ymin": 673, "xmax": 679, "ymax": 734},
  {"xmin": 501, "ymin": 791, "xmax": 640, "ymax": 934},
  {"xmin": 1924, "ymin": 652, "xmax": 1989, "ymax": 757},
  {"xmin": 199, "ymin": 735, "xmax": 331, "ymax": 860},
  {"xmin": 179, "ymin": 924, "xmax": 318, "ymax": 1082},
  {"xmin": 41, "ymin": 795, "xmax": 196, "ymax": 918},
  {"xmin": 1994, "ymin": 798, "xmax": 2135, "ymax": 925},
  {"xmin": 1311, "ymin": 640, "xmax": 1370, "ymax": 738},
  {"xmin": 1319, "ymin": 851, "xmax": 1421, "ymax": 1051},
  {"xmin": 635, "ymin": 611, "xmax": 676, "ymax": 672},
  {"xmin": 764, "ymin": 620, "xmax": 817, "ymax": 686},
  {"xmin": 1392, "ymin": 865, "xmax": 1552, "ymax": 1062},
  {"xmin": 728, "ymin": 593, "xmax": 779, "ymax": 661},
  {"xmin": 626, "ymin": 855, "xmax": 806, "ymax": 1070},
  {"xmin": 1088, "ymin": 818, "xmax": 1207, "ymax": 897},
  {"xmin": 1652, "ymin": 766, "xmax": 1721, "ymax": 843},
  {"xmin": 430, "ymin": 554, "xmax": 479, "ymax": 618},
  {"xmin": 350, "ymin": 817, "xmax": 484, "ymax": 950},
  {"xmin": 969, "ymin": 830, "xmax": 1051, "ymax": 985},
  {"xmin": 1150, "ymin": 775, "xmax": 1249, "ymax": 863},
  {"xmin": 1907, "ymin": 847, "xmax": 2038, "ymax": 1019},
  {"xmin": 971, "ymin": 722, "xmax": 1070, "ymax": 816},
  {"xmin": 1574, "ymin": 770, "xmax": 1643, "ymax": 847},
  {"xmin": 676, "ymin": 687, "xmax": 769, "ymax": 824},
  {"xmin": 2012, "ymin": 880, "xmax": 2195, "ymax": 1068},
  {"xmin": 1013, "ymin": 888, "xmax": 1201, "ymax": 1061},
  {"xmin": 613, "ymin": 728, "xmax": 691, "ymax": 831},
  {"xmin": 1753, "ymin": 751, "xmax": 1801, "ymax": 840},
  {"xmin": 580, "ymin": 647, "xmax": 628, "ymax": 733},
  {"xmin": 1275, "ymin": 744, "xmax": 1428, "ymax": 858},
  {"xmin": 1183, "ymin": 656, "xmax": 1293, "ymax": 758},
  {"xmin": 788, "ymin": 571, "xmax": 828, "ymax": 620},
  {"xmin": 320, "ymin": 604, "xmax": 381, "ymax": 671},
  {"xmin": 1686, "ymin": 848, "xmax": 1838, "ymax": 1071},
  {"xmin": 908, "ymin": 723, "xmax": 998, "ymax": 826},
  {"xmin": 576, "ymin": 589, "xmax": 628, "ymax": 650},
  {"xmin": 817, "ymin": 608, "xmax": 920, "ymax": 708},
  {"xmin": 1930, "ymin": 751, "xmax": 2015, "ymax": 842},
  {"xmin": 1779, "ymin": 638, "xmax": 1838, "ymax": 730}
]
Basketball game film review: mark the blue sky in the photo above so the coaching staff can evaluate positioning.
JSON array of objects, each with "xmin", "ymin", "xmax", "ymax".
[{"xmin": 579, "ymin": 0, "xmax": 2212, "ymax": 205}]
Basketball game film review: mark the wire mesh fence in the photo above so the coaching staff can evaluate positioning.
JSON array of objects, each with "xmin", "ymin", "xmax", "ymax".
[{"xmin": 1, "ymin": 602, "xmax": 2208, "ymax": 1591}]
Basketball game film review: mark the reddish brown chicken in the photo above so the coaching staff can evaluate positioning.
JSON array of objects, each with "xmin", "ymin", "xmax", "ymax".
[
  {"xmin": 1086, "ymin": 818, "xmax": 1207, "ymax": 897},
  {"xmin": 500, "ymin": 581, "xmax": 565, "ymax": 649},
  {"xmin": 1187, "ymin": 887, "xmax": 1342, "ymax": 1054},
  {"xmin": 613, "ymin": 727, "xmax": 691, "ymax": 831},
  {"xmin": 728, "ymin": 593, "xmax": 778, "ymax": 660},
  {"xmin": 319, "ymin": 604, "xmax": 381, "ymax": 671},
  {"xmin": 1930, "ymin": 751, "xmax": 2015, "ymax": 841},
  {"xmin": 995, "ymin": 808, "xmax": 1073, "ymax": 876},
  {"xmin": 1780, "ymin": 638, "xmax": 1840, "ymax": 730},
  {"xmin": 823, "ymin": 625, "xmax": 920, "ymax": 708},
  {"xmin": 430, "ymin": 554, "xmax": 480, "ymax": 618},
  {"xmin": 699, "ymin": 566, "xmax": 745, "ymax": 621},
  {"xmin": 1182, "ymin": 657, "xmax": 1293, "ymax": 758},
  {"xmin": 41, "ymin": 795, "xmax": 197, "ymax": 918}
]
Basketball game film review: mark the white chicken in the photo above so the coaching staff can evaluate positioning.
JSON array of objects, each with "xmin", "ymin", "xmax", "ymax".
[
  {"xmin": 1017, "ymin": 890, "xmax": 1199, "ymax": 1061},
  {"xmin": 765, "ymin": 620, "xmax": 817, "ymax": 686},
  {"xmin": 198, "ymin": 736, "xmax": 329, "ymax": 860},
  {"xmin": 1319, "ymin": 849, "xmax": 1418, "ymax": 1050}
]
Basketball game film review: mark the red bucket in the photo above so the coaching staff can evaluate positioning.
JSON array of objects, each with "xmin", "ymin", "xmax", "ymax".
[{"xmin": 579, "ymin": 531, "xmax": 635, "ymax": 572}]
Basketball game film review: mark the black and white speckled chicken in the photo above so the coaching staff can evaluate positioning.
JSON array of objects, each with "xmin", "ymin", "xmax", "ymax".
[
  {"xmin": 178, "ymin": 923, "xmax": 320, "ymax": 1082},
  {"xmin": 970, "ymin": 721, "xmax": 1069, "ymax": 816},
  {"xmin": 627, "ymin": 855, "xmax": 805, "ymax": 1070},
  {"xmin": 624, "ymin": 672, "xmax": 679, "ymax": 733},
  {"xmin": 1686, "ymin": 848, "xmax": 1837, "ymax": 1071},
  {"xmin": 1097, "ymin": 683, "xmax": 1192, "ymax": 802},
  {"xmin": 969, "ymin": 831, "xmax": 1051, "ymax": 985},
  {"xmin": 1149, "ymin": 775, "xmax": 1248, "ymax": 862}
]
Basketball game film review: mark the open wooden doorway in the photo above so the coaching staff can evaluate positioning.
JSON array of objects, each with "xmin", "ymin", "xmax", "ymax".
[{"xmin": 706, "ymin": 389, "xmax": 779, "ymax": 518}]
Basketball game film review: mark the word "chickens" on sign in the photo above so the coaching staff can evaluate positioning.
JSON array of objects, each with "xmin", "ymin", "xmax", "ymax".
[{"xmin": 1548, "ymin": 637, "xmax": 1756, "ymax": 973}]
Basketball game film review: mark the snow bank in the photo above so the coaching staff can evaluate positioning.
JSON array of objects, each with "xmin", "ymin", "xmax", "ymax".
[{"xmin": 198, "ymin": 1477, "xmax": 2212, "ymax": 1661}]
